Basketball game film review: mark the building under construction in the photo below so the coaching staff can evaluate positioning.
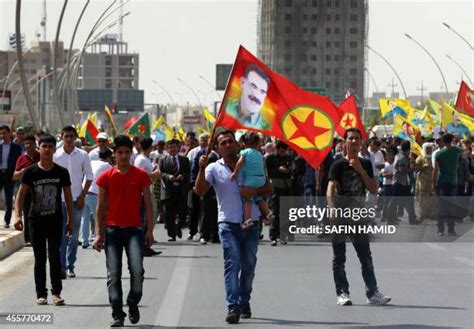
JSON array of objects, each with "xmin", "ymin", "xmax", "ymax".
[{"xmin": 257, "ymin": 0, "xmax": 368, "ymax": 105}]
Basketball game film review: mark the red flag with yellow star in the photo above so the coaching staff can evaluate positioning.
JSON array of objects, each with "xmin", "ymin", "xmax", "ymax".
[
  {"xmin": 335, "ymin": 95, "xmax": 367, "ymax": 140},
  {"xmin": 214, "ymin": 46, "xmax": 343, "ymax": 169},
  {"xmin": 455, "ymin": 81, "xmax": 474, "ymax": 116}
]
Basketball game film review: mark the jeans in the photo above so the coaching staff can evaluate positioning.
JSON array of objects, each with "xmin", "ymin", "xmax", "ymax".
[
  {"xmin": 60, "ymin": 202, "xmax": 84, "ymax": 271},
  {"xmin": 437, "ymin": 182, "xmax": 457, "ymax": 233},
  {"xmin": 29, "ymin": 216, "xmax": 63, "ymax": 298},
  {"xmin": 218, "ymin": 222, "xmax": 259, "ymax": 309},
  {"xmin": 0, "ymin": 173, "xmax": 14, "ymax": 225},
  {"xmin": 81, "ymin": 194, "xmax": 98, "ymax": 247},
  {"xmin": 332, "ymin": 233, "xmax": 378, "ymax": 298},
  {"xmin": 105, "ymin": 226, "xmax": 144, "ymax": 319},
  {"xmin": 381, "ymin": 185, "xmax": 393, "ymax": 220}
]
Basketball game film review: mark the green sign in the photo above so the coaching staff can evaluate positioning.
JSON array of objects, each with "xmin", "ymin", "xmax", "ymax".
[{"xmin": 304, "ymin": 87, "xmax": 326, "ymax": 96}]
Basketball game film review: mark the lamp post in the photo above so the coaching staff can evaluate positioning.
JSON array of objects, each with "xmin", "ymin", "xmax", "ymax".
[
  {"xmin": 445, "ymin": 54, "xmax": 472, "ymax": 86},
  {"xmin": 405, "ymin": 33, "xmax": 450, "ymax": 100},
  {"xmin": 442, "ymin": 22, "xmax": 473, "ymax": 51},
  {"xmin": 364, "ymin": 68, "xmax": 380, "ymax": 93},
  {"xmin": 365, "ymin": 45, "xmax": 407, "ymax": 99},
  {"xmin": 152, "ymin": 80, "xmax": 175, "ymax": 105},
  {"xmin": 177, "ymin": 77, "xmax": 203, "ymax": 109},
  {"xmin": 198, "ymin": 74, "xmax": 222, "ymax": 100},
  {"xmin": 52, "ymin": 0, "xmax": 68, "ymax": 127}
]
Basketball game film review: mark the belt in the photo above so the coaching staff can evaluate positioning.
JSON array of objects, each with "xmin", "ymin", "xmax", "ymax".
[{"xmin": 87, "ymin": 191, "xmax": 97, "ymax": 195}]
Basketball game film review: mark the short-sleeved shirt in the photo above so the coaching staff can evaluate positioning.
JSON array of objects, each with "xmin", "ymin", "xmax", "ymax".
[
  {"xmin": 328, "ymin": 157, "xmax": 374, "ymax": 197},
  {"xmin": 15, "ymin": 152, "xmax": 40, "ymax": 171},
  {"xmin": 134, "ymin": 154, "xmax": 153, "ymax": 175},
  {"xmin": 21, "ymin": 163, "xmax": 71, "ymax": 220},
  {"xmin": 96, "ymin": 166, "xmax": 152, "ymax": 227},
  {"xmin": 435, "ymin": 147, "xmax": 463, "ymax": 184},
  {"xmin": 205, "ymin": 158, "xmax": 259, "ymax": 223},
  {"xmin": 240, "ymin": 148, "xmax": 265, "ymax": 180},
  {"xmin": 393, "ymin": 153, "xmax": 411, "ymax": 186}
]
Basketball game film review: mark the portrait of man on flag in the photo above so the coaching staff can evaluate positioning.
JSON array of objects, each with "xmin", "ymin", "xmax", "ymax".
[{"xmin": 223, "ymin": 64, "xmax": 273, "ymax": 130}]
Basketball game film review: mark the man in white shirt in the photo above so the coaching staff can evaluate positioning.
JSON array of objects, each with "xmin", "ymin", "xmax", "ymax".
[
  {"xmin": 81, "ymin": 149, "xmax": 112, "ymax": 249},
  {"xmin": 88, "ymin": 132, "xmax": 112, "ymax": 161},
  {"xmin": 54, "ymin": 126, "xmax": 94, "ymax": 279}
]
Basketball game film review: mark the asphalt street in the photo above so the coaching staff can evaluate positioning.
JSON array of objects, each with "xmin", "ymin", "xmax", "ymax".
[{"xmin": 0, "ymin": 222, "xmax": 472, "ymax": 329}]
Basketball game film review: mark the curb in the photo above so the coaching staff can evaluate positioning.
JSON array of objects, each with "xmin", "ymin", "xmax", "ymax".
[{"xmin": 0, "ymin": 230, "xmax": 25, "ymax": 260}]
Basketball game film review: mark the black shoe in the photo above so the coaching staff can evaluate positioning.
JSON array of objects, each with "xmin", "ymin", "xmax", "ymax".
[
  {"xmin": 82, "ymin": 244, "xmax": 89, "ymax": 249},
  {"xmin": 259, "ymin": 234, "xmax": 264, "ymax": 240},
  {"xmin": 61, "ymin": 269, "xmax": 67, "ymax": 280},
  {"xmin": 110, "ymin": 317, "xmax": 124, "ymax": 327},
  {"xmin": 271, "ymin": 240, "xmax": 277, "ymax": 246},
  {"xmin": 167, "ymin": 237, "xmax": 176, "ymax": 242},
  {"xmin": 3, "ymin": 224, "xmax": 10, "ymax": 229},
  {"xmin": 240, "ymin": 303, "xmax": 251, "ymax": 319},
  {"xmin": 144, "ymin": 248, "xmax": 162, "ymax": 256},
  {"xmin": 187, "ymin": 234, "xmax": 194, "ymax": 241},
  {"xmin": 176, "ymin": 229, "xmax": 182, "ymax": 239},
  {"xmin": 225, "ymin": 307, "xmax": 240, "ymax": 324},
  {"xmin": 128, "ymin": 304, "xmax": 140, "ymax": 324},
  {"xmin": 409, "ymin": 220, "xmax": 420, "ymax": 225}
]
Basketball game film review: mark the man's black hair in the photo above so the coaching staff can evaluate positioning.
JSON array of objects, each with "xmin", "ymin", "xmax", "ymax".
[
  {"xmin": 214, "ymin": 130, "xmax": 236, "ymax": 145},
  {"xmin": 275, "ymin": 140, "xmax": 289, "ymax": 149},
  {"xmin": 401, "ymin": 140, "xmax": 411, "ymax": 152},
  {"xmin": 343, "ymin": 127, "xmax": 362, "ymax": 140},
  {"xmin": 140, "ymin": 137, "xmax": 153, "ymax": 151},
  {"xmin": 24, "ymin": 135, "xmax": 36, "ymax": 143},
  {"xmin": 442, "ymin": 133, "xmax": 454, "ymax": 144},
  {"xmin": 99, "ymin": 149, "xmax": 112, "ymax": 160},
  {"xmin": 0, "ymin": 125, "xmax": 11, "ymax": 132},
  {"xmin": 38, "ymin": 134, "xmax": 57, "ymax": 147},
  {"xmin": 61, "ymin": 125, "xmax": 78, "ymax": 136},
  {"xmin": 166, "ymin": 139, "xmax": 180, "ymax": 146},
  {"xmin": 113, "ymin": 135, "xmax": 133, "ymax": 151},
  {"xmin": 243, "ymin": 64, "xmax": 270, "ymax": 85}
]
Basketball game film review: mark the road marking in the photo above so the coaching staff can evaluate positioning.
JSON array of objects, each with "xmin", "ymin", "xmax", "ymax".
[
  {"xmin": 424, "ymin": 243, "xmax": 445, "ymax": 251},
  {"xmin": 154, "ymin": 246, "xmax": 194, "ymax": 327}
]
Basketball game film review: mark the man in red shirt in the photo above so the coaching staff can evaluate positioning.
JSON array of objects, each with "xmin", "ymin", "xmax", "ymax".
[
  {"xmin": 12, "ymin": 135, "xmax": 40, "ymax": 243},
  {"xmin": 93, "ymin": 135, "xmax": 154, "ymax": 327}
]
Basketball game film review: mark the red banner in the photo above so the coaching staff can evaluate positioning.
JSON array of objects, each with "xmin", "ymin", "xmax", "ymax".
[
  {"xmin": 214, "ymin": 46, "xmax": 342, "ymax": 169},
  {"xmin": 336, "ymin": 95, "xmax": 367, "ymax": 140},
  {"xmin": 455, "ymin": 81, "xmax": 474, "ymax": 116}
]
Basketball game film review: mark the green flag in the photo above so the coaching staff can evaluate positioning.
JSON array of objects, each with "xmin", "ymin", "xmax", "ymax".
[{"xmin": 127, "ymin": 112, "xmax": 151, "ymax": 138}]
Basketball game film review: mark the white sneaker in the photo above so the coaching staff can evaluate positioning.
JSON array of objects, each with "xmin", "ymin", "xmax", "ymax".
[
  {"xmin": 199, "ymin": 238, "xmax": 207, "ymax": 245},
  {"xmin": 336, "ymin": 293, "xmax": 352, "ymax": 306},
  {"xmin": 367, "ymin": 291, "xmax": 391, "ymax": 305}
]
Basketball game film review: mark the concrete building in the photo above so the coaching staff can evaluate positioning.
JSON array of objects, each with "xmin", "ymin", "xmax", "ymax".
[
  {"xmin": 77, "ymin": 34, "xmax": 144, "ymax": 113},
  {"xmin": 257, "ymin": 0, "xmax": 368, "ymax": 105}
]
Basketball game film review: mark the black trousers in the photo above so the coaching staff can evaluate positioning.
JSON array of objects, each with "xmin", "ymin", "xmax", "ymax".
[
  {"xmin": 189, "ymin": 191, "xmax": 201, "ymax": 237},
  {"xmin": 163, "ymin": 194, "xmax": 188, "ymax": 238},
  {"xmin": 332, "ymin": 233, "xmax": 378, "ymax": 298},
  {"xmin": 199, "ymin": 193, "xmax": 218, "ymax": 241},
  {"xmin": 23, "ymin": 193, "xmax": 32, "ymax": 243},
  {"xmin": 269, "ymin": 187, "xmax": 291, "ymax": 241},
  {"xmin": 0, "ymin": 172, "xmax": 14, "ymax": 225},
  {"xmin": 29, "ymin": 216, "xmax": 63, "ymax": 298}
]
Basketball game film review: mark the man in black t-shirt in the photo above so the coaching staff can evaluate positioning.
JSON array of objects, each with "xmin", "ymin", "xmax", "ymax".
[
  {"xmin": 327, "ymin": 128, "xmax": 391, "ymax": 306},
  {"xmin": 14, "ymin": 134, "xmax": 73, "ymax": 306}
]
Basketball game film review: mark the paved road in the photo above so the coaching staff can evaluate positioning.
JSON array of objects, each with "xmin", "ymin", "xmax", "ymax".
[{"xmin": 0, "ymin": 223, "xmax": 472, "ymax": 329}]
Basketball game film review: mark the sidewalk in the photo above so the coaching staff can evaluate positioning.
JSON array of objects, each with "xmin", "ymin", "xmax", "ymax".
[{"xmin": 0, "ymin": 210, "xmax": 25, "ymax": 260}]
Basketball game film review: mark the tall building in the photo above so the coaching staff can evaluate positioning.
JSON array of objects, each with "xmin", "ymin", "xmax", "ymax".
[
  {"xmin": 77, "ymin": 34, "xmax": 143, "ymax": 113},
  {"xmin": 257, "ymin": 0, "xmax": 368, "ymax": 104}
]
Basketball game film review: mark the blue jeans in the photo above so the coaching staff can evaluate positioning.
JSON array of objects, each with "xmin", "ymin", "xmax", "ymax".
[
  {"xmin": 218, "ymin": 222, "xmax": 259, "ymax": 310},
  {"xmin": 60, "ymin": 202, "xmax": 84, "ymax": 271},
  {"xmin": 105, "ymin": 226, "xmax": 144, "ymax": 319},
  {"xmin": 81, "ymin": 194, "xmax": 98, "ymax": 247},
  {"xmin": 437, "ymin": 182, "xmax": 457, "ymax": 233}
]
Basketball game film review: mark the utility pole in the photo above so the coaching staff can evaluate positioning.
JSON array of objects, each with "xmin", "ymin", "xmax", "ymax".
[
  {"xmin": 417, "ymin": 81, "xmax": 427, "ymax": 105},
  {"xmin": 388, "ymin": 78, "xmax": 398, "ymax": 98}
]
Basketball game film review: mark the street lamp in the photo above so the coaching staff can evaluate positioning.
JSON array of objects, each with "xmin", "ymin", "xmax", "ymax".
[
  {"xmin": 445, "ymin": 54, "xmax": 472, "ymax": 86},
  {"xmin": 364, "ymin": 68, "xmax": 380, "ymax": 93},
  {"xmin": 152, "ymin": 80, "xmax": 175, "ymax": 105},
  {"xmin": 404, "ymin": 33, "xmax": 450, "ymax": 100},
  {"xmin": 177, "ymin": 77, "xmax": 203, "ymax": 109},
  {"xmin": 442, "ymin": 22, "xmax": 473, "ymax": 51},
  {"xmin": 365, "ymin": 45, "xmax": 407, "ymax": 99},
  {"xmin": 198, "ymin": 75, "xmax": 222, "ymax": 100}
]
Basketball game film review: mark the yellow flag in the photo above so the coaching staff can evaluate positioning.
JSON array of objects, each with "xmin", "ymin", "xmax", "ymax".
[
  {"xmin": 394, "ymin": 114, "xmax": 419, "ymax": 140},
  {"xmin": 441, "ymin": 103, "xmax": 455, "ymax": 128},
  {"xmin": 89, "ymin": 112, "xmax": 98, "ymax": 126},
  {"xmin": 379, "ymin": 99, "xmax": 410, "ymax": 118},
  {"xmin": 153, "ymin": 115, "xmax": 165, "ymax": 131},
  {"xmin": 411, "ymin": 142, "xmax": 422, "ymax": 157},
  {"xmin": 428, "ymin": 99, "xmax": 442, "ymax": 121}
]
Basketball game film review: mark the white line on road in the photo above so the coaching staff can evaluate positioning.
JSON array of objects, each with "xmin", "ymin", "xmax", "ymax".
[
  {"xmin": 154, "ymin": 246, "xmax": 195, "ymax": 327},
  {"xmin": 423, "ymin": 243, "xmax": 445, "ymax": 251}
]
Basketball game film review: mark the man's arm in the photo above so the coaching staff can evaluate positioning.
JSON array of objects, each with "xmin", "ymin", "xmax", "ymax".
[
  {"xmin": 63, "ymin": 186, "xmax": 74, "ymax": 236},
  {"xmin": 14, "ymin": 184, "xmax": 30, "ymax": 231},
  {"xmin": 142, "ymin": 186, "xmax": 154, "ymax": 247},
  {"xmin": 78, "ymin": 155, "xmax": 94, "ymax": 209},
  {"xmin": 12, "ymin": 168, "xmax": 25, "ymax": 181},
  {"xmin": 194, "ymin": 155, "xmax": 211, "ymax": 196},
  {"xmin": 94, "ymin": 186, "xmax": 107, "ymax": 252},
  {"xmin": 431, "ymin": 160, "xmax": 439, "ymax": 195}
]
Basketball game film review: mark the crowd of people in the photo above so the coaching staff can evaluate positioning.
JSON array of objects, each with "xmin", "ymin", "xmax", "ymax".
[{"xmin": 2, "ymin": 123, "xmax": 473, "ymax": 326}]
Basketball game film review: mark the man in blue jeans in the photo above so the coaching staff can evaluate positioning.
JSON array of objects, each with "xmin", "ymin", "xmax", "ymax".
[
  {"xmin": 94, "ymin": 135, "xmax": 154, "ymax": 327},
  {"xmin": 195, "ymin": 130, "xmax": 270, "ymax": 324}
]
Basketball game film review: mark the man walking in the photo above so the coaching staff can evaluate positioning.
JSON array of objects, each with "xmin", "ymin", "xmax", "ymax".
[
  {"xmin": 0, "ymin": 125, "xmax": 22, "ymax": 228},
  {"xmin": 195, "ymin": 130, "xmax": 269, "ymax": 323},
  {"xmin": 94, "ymin": 135, "xmax": 154, "ymax": 327},
  {"xmin": 14, "ymin": 134, "xmax": 73, "ymax": 306},
  {"xmin": 327, "ymin": 128, "xmax": 391, "ymax": 306},
  {"xmin": 54, "ymin": 126, "xmax": 93, "ymax": 278}
]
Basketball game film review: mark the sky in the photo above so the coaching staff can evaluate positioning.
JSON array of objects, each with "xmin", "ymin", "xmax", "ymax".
[{"xmin": 0, "ymin": 0, "xmax": 472, "ymax": 109}]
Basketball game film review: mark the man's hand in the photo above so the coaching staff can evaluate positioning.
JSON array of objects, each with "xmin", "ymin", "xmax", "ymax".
[
  {"xmin": 229, "ymin": 173, "xmax": 237, "ymax": 181},
  {"xmin": 279, "ymin": 166, "xmax": 289, "ymax": 174},
  {"xmin": 14, "ymin": 217, "xmax": 23, "ymax": 231},
  {"xmin": 199, "ymin": 155, "xmax": 208, "ymax": 169},
  {"xmin": 145, "ymin": 229, "xmax": 154, "ymax": 248},
  {"xmin": 176, "ymin": 174, "xmax": 184, "ymax": 181},
  {"xmin": 65, "ymin": 220, "xmax": 73, "ymax": 237},
  {"xmin": 76, "ymin": 196, "xmax": 85, "ymax": 210},
  {"xmin": 93, "ymin": 234, "xmax": 104, "ymax": 252},
  {"xmin": 349, "ymin": 158, "xmax": 364, "ymax": 175},
  {"xmin": 169, "ymin": 175, "xmax": 176, "ymax": 182}
]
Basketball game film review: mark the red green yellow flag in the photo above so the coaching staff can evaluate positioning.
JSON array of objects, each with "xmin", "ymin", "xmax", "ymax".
[
  {"xmin": 104, "ymin": 105, "xmax": 118, "ymax": 137},
  {"xmin": 214, "ymin": 46, "xmax": 342, "ymax": 169},
  {"xmin": 127, "ymin": 112, "xmax": 151, "ymax": 138},
  {"xmin": 336, "ymin": 95, "xmax": 367, "ymax": 140},
  {"xmin": 85, "ymin": 119, "xmax": 99, "ymax": 145}
]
